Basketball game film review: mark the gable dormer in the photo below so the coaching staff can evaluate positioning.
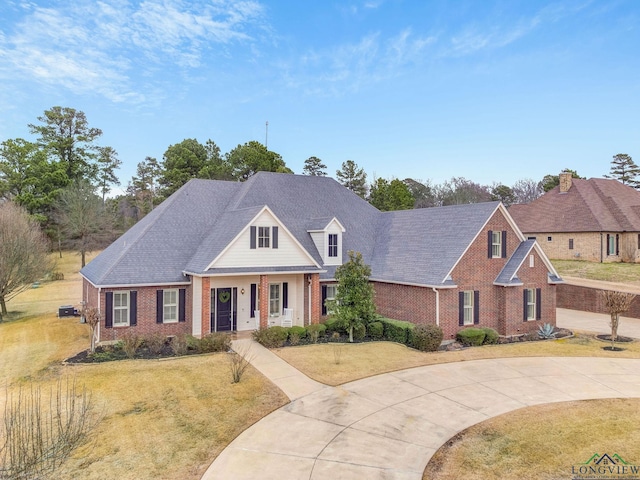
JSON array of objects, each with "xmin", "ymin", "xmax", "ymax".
[
  {"xmin": 307, "ymin": 217, "xmax": 346, "ymax": 266},
  {"xmin": 208, "ymin": 206, "xmax": 320, "ymax": 269}
]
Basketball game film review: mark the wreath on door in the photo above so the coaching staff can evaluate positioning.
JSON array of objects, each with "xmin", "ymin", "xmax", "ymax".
[{"xmin": 218, "ymin": 291, "xmax": 231, "ymax": 303}]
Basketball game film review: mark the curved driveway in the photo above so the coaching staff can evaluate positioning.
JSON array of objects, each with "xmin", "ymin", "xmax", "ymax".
[{"xmin": 204, "ymin": 355, "xmax": 640, "ymax": 480}]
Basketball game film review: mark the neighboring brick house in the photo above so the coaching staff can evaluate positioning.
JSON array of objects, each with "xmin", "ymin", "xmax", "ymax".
[
  {"xmin": 80, "ymin": 172, "xmax": 561, "ymax": 343},
  {"xmin": 509, "ymin": 173, "xmax": 640, "ymax": 263}
]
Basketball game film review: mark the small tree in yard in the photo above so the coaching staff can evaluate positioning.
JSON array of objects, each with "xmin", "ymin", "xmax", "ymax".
[
  {"xmin": 331, "ymin": 251, "xmax": 376, "ymax": 343},
  {"xmin": 82, "ymin": 307, "xmax": 103, "ymax": 353},
  {"xmin": 601, "ymin": 290, "xmax": 636, "ymax": 350},
  {"xmin": 0, "ymin": 202, "xmax": 52, "ymax": 321}
]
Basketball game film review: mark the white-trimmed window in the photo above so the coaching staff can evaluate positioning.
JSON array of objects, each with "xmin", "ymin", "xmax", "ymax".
[
  {"xmin": 529, "ymin": 254, "xmax": 535, "ymax": 268},
  {"xmin": 491, "ymin": 231, "xmax": 502, "ymax": 258},
  {"xmin": 258, "ymin": 227, "xmax": 270, "ymax": 248},
  {"xmin": 269, "ymin": 283, "xmax": 280, "ymax": 316},
  {"xmin": 463, "ymin": 291, "xmax": 474, "ymax": 326},
  {"xmin": 163, "ymin": 289, "xmax": 178, "ymax": 323},
  {"xmin": 113, "ymin": 291, "xmax": 129, "ymax": 326},
  {"xmin": 328, "ymin": 234, "xmax": 338, "ymax": 257},
  {"xmin": 525, "ymin": 288, "xmax": 536, "ymax": 321},
  {"xmin": 325, "ymin": 285, "xmax": 337, "ymax": 315}
]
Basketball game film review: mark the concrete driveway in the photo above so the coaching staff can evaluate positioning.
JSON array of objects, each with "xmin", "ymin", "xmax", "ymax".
[{"xmin": 203, "ymin": 354, "xmax": 640, "ymax": 480}]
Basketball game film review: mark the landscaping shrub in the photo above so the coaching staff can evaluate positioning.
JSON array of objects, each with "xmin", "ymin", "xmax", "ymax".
[
  {"xmin": 481, "ymin": 327, "xmax": 500, "ymax": 345},
  {"xmin": 120, "ymin": 331, "xmax": 143, "ymax": 359},
  {"xmin": 409, "ymin": 324, "xmax": 443, "ymax": 352},
  {"xmin": 456, "ymin": 328, "xmax": 486, "ymax": 347},
  {"xmin": 169, "ymin": 334, "xmax": 190, "ymax": 355},
  {"xmin": 380, "ymin": 318, "xmax": 414, "ymax": 344},
  {"xmin": 288, "ymin": 326, "xmax": 306, "ymax": 340},
  {"xmin": 252, "ymin": 326, "xmax": 288, "ymax": 348},
  {"xmin": 306, "ymin": 324, "xmax": 326, "ymax": 343},
  {"xmin": 199, "ymin": 332, "xmax": 232, "ymax": 353},
  {"xmin": 323, "ymin": 317, "xmax": 344, "ymax": 335},
  {"xmin": 353, "ymin": 323, "xmax": 366, "ymax": 340},
  {"xmin": 289, "ymin": 332, "xmax": 301, "ymax": 346},
  {"xmin": 143, "ymin": 333, "xmax": 167, "ymax": 355},
  {"xmin": 367, "ymin": 321, "xmax": 384, "ymax": 340}
]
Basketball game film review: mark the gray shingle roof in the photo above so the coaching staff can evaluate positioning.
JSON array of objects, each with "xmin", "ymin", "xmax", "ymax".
[
  {"xmin": 81, "ymin": 172, "xmax": 512, "ymax": 288},
  {"xmin": 371, "ymin": 202, "xmax": 501, "ymax": 286},
  {"xmin": 494, "ymin": 239, "xmax": 535, "ymax": 286}
]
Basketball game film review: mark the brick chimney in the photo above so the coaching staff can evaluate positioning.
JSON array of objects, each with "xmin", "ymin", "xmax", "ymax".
[{"xmin": 559, "ymin": 172, "xmax": 572, "ymax": 193}]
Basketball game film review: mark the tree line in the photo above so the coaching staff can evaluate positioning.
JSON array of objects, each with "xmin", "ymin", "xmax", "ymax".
[{"xmin": 2, "ymin": 106, "xmax": 639, "ymax": 257}]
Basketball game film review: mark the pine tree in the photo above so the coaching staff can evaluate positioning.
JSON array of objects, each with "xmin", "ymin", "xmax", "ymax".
[
  {"xmin": 605, "ymin": 154, "xmax": 640, "ymax": 189},
  {"xmin": 336, "ymin": 160, "xmax": 367, "ymax": 198},
  {"xmin": 302, "ymin": 156, "xmax": 327, "ymax": 176}
]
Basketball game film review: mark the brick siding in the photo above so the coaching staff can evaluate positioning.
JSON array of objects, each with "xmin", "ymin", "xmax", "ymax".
[
  {"xmin": 524, "ymin": 231, "xmax": 640, "ymax": 263},
  {"xmin": 557, "ymin": 283, "xmax": 640, "ymax": 319},
  {"xmin": 373, "ymin": 210, "xmax": 556, "ymax": 339}
]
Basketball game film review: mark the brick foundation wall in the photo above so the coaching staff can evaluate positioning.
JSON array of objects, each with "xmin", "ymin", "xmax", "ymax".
[{"xmin": 557, "ymin": 283, "xmax": 640, "ymax": 319}]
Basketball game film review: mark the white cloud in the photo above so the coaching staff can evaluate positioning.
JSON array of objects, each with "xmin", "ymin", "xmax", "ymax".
[{"xmin": 0, "ymin": 0, "xmax": 267, "ymax": 104}]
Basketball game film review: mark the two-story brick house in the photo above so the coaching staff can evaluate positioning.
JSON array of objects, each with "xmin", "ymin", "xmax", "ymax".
[{"xmin": 80, "ymin": 172, "xmax": 561, "ymax": 343}]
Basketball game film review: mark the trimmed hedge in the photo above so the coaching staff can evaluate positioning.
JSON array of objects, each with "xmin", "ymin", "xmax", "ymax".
[
  {"xmin": 379, "ymin": 317, "xmax": 414, "ymax": 344},
  {"xmin": 481, "ymin": 327, "xmax": 499, "ymax": 345},
  {"xmin": 199, "ymin": 332, "xmax": 232, "ymax": 353},
  {"xmin": 409, "ymin": 324, "xmax": 443, "ymax": 352},
  {"xmin": 367, "ymin": 321, "xmax": 384, "ymax": 340},
  {"xmin": 288, "ymin": 326, "xmax": 307, "ymax": 339},
  {"xmin": 322, "ymin": 317, "xmax": 345, "ymax": 335},
  {"xmin": 456, "ymin": 327, "xmax": 486, "ymax": 347},
  {"xmin": 353, "ymin": 323, "xmax": 366, "ymax": 340},
  {"xmin": 252, "ymin": 326, "xmax": 288, "ymax": 348}
]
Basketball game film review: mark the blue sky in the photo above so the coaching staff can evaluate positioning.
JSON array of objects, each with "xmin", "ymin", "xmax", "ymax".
[{"xmin": 0, "ymin": 0, "xmax": 638, "ymax": 194}]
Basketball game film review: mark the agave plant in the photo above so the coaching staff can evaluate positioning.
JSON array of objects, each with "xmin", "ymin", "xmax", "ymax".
[{"xmin": 538, "ymin": 323, "xmax": 557, "ymax": 339}]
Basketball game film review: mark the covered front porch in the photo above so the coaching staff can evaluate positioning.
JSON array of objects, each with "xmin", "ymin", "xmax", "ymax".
[{"xmin": 192, "ymin": 271, "xmax": 322, "ymax": 336}]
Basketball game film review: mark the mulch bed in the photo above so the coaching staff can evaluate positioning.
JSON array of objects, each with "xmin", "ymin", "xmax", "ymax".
[
  {"xmin": 595, "ymin": 334, "xmax": 634, "ymax": 343},
  {"xmin": 65, "ymin": 344, "xmax": 195, "ymax": 363}
]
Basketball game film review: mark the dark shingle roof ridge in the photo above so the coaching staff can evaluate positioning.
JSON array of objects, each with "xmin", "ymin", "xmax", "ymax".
[
  {"xmin": 91, "ymin": 180, "xmax": 196, "ymax": 284},
  {"xmin": 495, "ymin": 239, "xmax": 536, "ymax": 285}
]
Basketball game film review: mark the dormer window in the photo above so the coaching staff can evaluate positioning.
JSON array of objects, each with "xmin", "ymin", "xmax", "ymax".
[
  {"xmin": 328, "ymin": 234, "xmax": 338, "ymax": 257},
  {"xmin": 258, "ymin": 227, "xmax": 270, "ymax": 248}
]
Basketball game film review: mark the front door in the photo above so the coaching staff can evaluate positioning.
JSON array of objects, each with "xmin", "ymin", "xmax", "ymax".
[{"xmin": 212, "ymin": 288, "xmax": 236, "ymax": 331}]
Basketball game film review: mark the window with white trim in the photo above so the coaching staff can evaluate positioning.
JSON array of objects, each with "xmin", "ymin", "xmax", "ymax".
[
  {"xmin": 328, "ymin": 234, "xmax": 338, "ymax": 258},
  {"xmin": 529, "ymin": 255, "xmax": 534, "ymax": 268},
  {"xmin": 463, "ymin": 291, "xmax": 474, "ymax": 326},
  {"xmin": 163, "ymin": 289, "xmax": 178, "ymax": 323},
  {"xmin": 258, "ymin": 227, "xmax": 270, "ymax": 248},
  {"xmin": 491, "ymin": 231, "xmax": 502, "ymax": 258},
  {"xmin": 325, "ymin": 285, "xmax": 337, "ymax": 315},
  {"xmin": 525, "ymin": 288, "xmax": 536, "ymax": 321},
  {"xmin": 113, "ymin": 291, "xmax": 129, "ymax": 326},
  {"xmin": 269, "ymin": 283, "xmax": 280, "ymax": 316}
]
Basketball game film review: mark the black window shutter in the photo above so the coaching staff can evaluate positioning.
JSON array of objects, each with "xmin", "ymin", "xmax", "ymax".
[
  {"xmin": 156, "ymin": 290, "xmax": 163, "ymax": 323},
  {"xmin": 501, "ymin": 231, "xmax": 507, "ymax": 258},
  {"xmin": 130, "ymin": 291, "xmax": 137, "ymax": 326},
  {"xmin": 523, "ymin": 290, "xmax": 528, "ymax": 321},
  {"xmin": 616, "ymin": 234, "xmax": 620, "ymax": 255},
  {"xmin": 487, "ymin": 230, "xmax": 493, "ymax": 258},
  {"xmin": 473, "ymin": 290, "xmax": 480, "ymax": 324},
  {"xmin": 250, "ymin": 284, "xmax": 256, "ymax": 318},
  {"xmin": 250, "ymin": 226, "xmax": 256, "ymax": 249},
  {"xmin": 105, "ymin": 292, "xmax": 113, "ymax": 328},
  {"xmin": 321, "ymin": 285, "xmax": 327, "ymax": 316},
  {"xmin": 282, "ymin": 282, "xmax": 288, "ymax": 310},
  {"xmin": 179, "ymin": 289, "xmax": 186, "ymax": 322},
  {"xmin": 536, "ymin": 288, "xmax": 542, "ymax": 320},
  {"xmin": 458, "ymin": 291, "xmax": 464, "ymax": 326},
  {"xmin": 607, "ymin": 234, "xmax": 610, "ymax": 255},
  {"xmin": 272, "ymin": 227, "xmax": 279, "ymax": 249}
]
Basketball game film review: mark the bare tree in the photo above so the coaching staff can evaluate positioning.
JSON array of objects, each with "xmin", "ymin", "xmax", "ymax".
[
  {"xmin": 511, "ymin": 178, "xmax": 543, "ymax": 204},
  {"xmin": 0, "ymin": 377, "xmax": 98, "ymax": 479},
  {"xmin": 0, "ymin": 202, "xmax": 52, "ymax": 321},
  {"xmin": 55, "ymin": 180, "xmax": 114, "ymax": 267},
  {"xmin": 82, "ymin": 307, "xmax": 103, "ymax": 353},
  {"xmin": 600, "ymin": 290, "xmax": 636, "ymax": 350}
]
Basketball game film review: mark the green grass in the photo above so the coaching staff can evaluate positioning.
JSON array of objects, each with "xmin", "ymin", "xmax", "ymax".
[{"xmin": 553, "ymin": 259, "xmax": 640, "ymax": 285}]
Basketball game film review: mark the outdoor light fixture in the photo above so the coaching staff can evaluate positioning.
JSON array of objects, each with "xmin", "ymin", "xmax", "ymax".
[{"xmin": 241, "ymin": 288, "xmax": 245, "ymax": 295}]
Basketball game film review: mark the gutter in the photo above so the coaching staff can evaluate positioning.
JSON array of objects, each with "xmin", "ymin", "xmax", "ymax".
[{"xmin": 431, "ymin": 287, "xmax": 440, "ymax": 326}]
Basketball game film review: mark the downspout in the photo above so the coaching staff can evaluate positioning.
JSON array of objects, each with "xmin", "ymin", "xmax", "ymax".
[
  {"xmin": 600, "ymin": 233, "xmax": 603, "ymax": 263},
  {"xmin": 431, "ymin": 287, "xmax": 440, "ymax": 326},
  {"xmin": 307, "ymin": 276, "xmax": 312, "ymax": 327}
]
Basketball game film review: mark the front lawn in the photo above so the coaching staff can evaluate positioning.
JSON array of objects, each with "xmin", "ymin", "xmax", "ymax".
[
  {"xmin": 273, "ymin": 334, "xmax": 640, "ymax": 386},
  {"xmin": 424, "ymin": 398, "xmax": 640, "ymax": 480},
  {"xmin": 553, "ymin": 259, "xmax": 640, "ymax": 286},
  {"xmin": 0, "ymin": 252, "xmax": 288, "ymax": 480}
]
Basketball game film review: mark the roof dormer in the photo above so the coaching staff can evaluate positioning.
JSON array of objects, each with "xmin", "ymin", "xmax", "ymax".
[{"xmin": 307, "ymin": 217, "xmax": 346, "ymax": 266}]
